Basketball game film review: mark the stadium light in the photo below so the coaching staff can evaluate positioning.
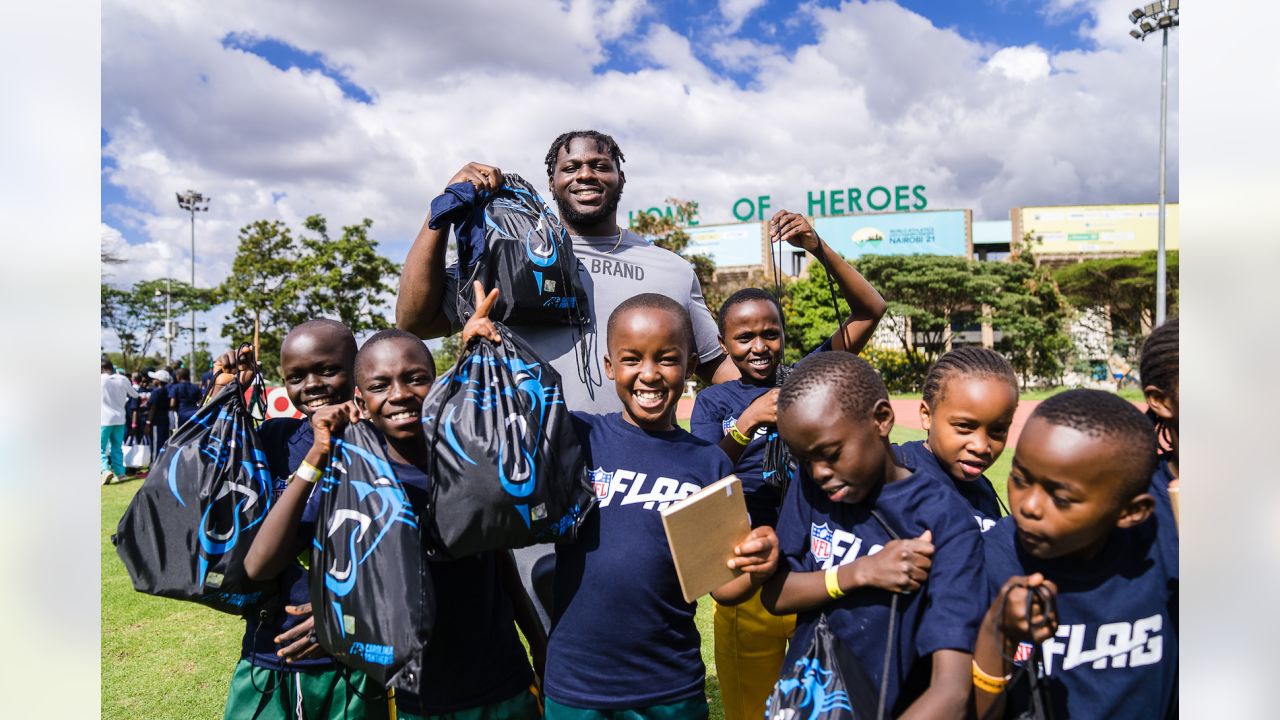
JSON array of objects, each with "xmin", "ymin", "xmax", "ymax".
[
  {"xmin": 176, "ymin": 190, "xmax": 210, "ymax": 373},
  {"xmin": 1127, "ymin": 0, "xmax": 1179, "ymax": 327}
]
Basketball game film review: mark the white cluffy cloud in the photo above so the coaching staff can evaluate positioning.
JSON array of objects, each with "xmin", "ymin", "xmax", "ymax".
[{"xmin": 101, "ymin": 0, "xmax": 1179, "ymax": 333}]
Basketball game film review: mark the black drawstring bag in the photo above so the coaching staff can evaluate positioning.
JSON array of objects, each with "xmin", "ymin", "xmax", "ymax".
[
  {"xmin": 980, "ymin": 584, "xmax": 1058, "ymax": 720},
  {"xmin": 766, "ymin": 509, "xmax": 904, "ymax": 720},
  {"xmin": 422, "ymin": 322, "xmax": 597, "ymax": 559},
  {"xmin": 112, "ymin": 378, "xmax": 277, "ymax": 615},
  {"xmin": 430, "ymin": 173, "xmax": 589, "ymax": 327},
  {"xmin": 310, "ymin": 420, "xmax": 433, "ymax": 692},
  {"xmin": 762, "ymin": 363, "xmax": 796, "ymax": 490}
]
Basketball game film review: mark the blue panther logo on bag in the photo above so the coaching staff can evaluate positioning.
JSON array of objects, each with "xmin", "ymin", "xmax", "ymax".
[
  {"xmin": 423, "ymin": 322, "xmax": 597, "ymax": 559},
  {"xmin": 770, "ymin": 657, "xmax": 854, "ymax": 720},
  {"xmin": 310, "ymin": 421, "xmax": 432, "ymax": 690}
]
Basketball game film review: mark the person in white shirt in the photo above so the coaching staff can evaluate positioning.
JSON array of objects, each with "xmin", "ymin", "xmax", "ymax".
[{"xmin": 101, "ymin": 358, "xmax": 138, "ymax": 484}]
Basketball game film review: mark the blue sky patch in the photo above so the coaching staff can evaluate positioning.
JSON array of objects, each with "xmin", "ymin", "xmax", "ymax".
[{"xmin": 220, "ymin": 32, "xmax": 374, "ymax": 104}]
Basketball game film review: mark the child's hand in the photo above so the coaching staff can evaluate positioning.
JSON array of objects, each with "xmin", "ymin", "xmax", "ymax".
[
  {"xmin": 769, "ymin": 210, "xmax": 821, "ymax": 254},
  {"xmin": 850, "ymin": 530, "xmax": 934, "ymax": 594},
  {"xmin": 461, "ymin": 280, "xmax": 502, "ymax": 346},
  {"xmin": 310, "ymin": 401, "xmax": 361, "ymax": 454},
  {"xmin": 737, "ymin": 388, "xmax": 779, "ymax": 435},
  {"xmin": 212, "ymin": 343, "xmax": 256, "ymax": 390},
  {"xmin": 728, "ymin": 526, "xmax": 780, "ymax": 581},
  {"xmin": 993, "ymin": 573, "xmax": 1059, "ymax": 644},
  {"xmin": 275, "ymin": 603, "xmax": 324, "ymax": 663}
]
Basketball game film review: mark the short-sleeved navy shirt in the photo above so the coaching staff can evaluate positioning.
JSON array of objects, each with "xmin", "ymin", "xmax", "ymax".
[
  {"xmin": 775, "ymin": 468, "xmax": 987, "ymax": 714},
  {"xmin": 241, "ymin": 418, "xmax": 333, "ymax": 671},
  {"xmin": 983, "ymin": 513, "xmax": 1178, "ymax": 719},
  {"xmin": 148, "ymin": 384, "xmax": 171, "ymax": 435},
  {"xmin": 690, "ymin": 379, "xmax": 784, "ymax": 528},
  {"xmin": 545, "ymin": 412, "xmax": 733, "ymax": 710},
  {"xmin": 893, "ymin": 440, "xmax": 1003, "ymax": 533},
  {"xmin": 170, "ymin": 380, "xmax": 203, "ymax": 424}
]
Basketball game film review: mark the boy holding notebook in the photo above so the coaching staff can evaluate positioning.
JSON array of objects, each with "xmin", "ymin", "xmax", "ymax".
[{"xmin": 540, "ymin": 293, "xmax": 780, "ymax": 719}]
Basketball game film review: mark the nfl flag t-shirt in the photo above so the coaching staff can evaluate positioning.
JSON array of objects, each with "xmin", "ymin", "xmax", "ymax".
[
  {"xmin": 690, "ymin": 379, "xmax": 784, "ymax": 528},
  {"xmin": 775, "ymin": 468, "xmax": 987, "ymax": 714},
  {"xmin": 893, "ymin": 440, "xmax": 1003, "ymax": 532},
  {"xmin": 983, "ymin": 512, "xmax": 1179, "ymax": 719},
  {"xmin": 545, "ymin": 412, "xmax": 733, "ymax": 710}
]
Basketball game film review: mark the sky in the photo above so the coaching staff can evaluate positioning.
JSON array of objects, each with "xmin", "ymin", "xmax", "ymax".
[{"xmin": 100, "ymin": 0, "xmax": 1179, "ymax": 352}]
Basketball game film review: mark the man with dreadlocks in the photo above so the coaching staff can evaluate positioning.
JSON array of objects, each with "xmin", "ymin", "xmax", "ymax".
[{"xmin": 396, "ymin": 130, "xmax": 729, "ymax": 633}]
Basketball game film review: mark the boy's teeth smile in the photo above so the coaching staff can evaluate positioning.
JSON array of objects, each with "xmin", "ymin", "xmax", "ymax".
[
  {"xmin": 304, "ymin": 398, "xmax": 329, "ymax": 408},
  {"xmin": 388, "ymin": 410, "xmax": 417, "ymax": 421},
  {"xmin": 634, "ymin": 389, "xmax": 664, "ymax": 406}
]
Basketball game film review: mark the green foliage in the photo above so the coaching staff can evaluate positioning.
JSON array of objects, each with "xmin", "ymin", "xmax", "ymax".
[
  {"xmin": 432, "ymin": 333, "xmax": 463, "ymax": 377},
  {"xmin": 988, "ymin": 235, "xmax": 1075, "ymax": 386},
  {"xmin": 218, "ymin": 216, "xmax": 401, "ymax": 380},
  {"xmin": 778, "ymin": 261, "xmax": 848, "ymax": 364},
  {"xmin": 857, "ymin": 346, "xmax": 919, "ymax": 393},
  {"xmin": 101, "ymin": 279, "xmax": 215, "ymax": 372},
  {"xmin": 1051, "ymin": 249, "xmax": 1179, "ymax": 350}
]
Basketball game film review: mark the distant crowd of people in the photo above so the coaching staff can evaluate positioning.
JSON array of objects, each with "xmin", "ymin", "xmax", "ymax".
[{"xmin": 99, "ymin": 358, "xmax": 213, "ymax": 483}]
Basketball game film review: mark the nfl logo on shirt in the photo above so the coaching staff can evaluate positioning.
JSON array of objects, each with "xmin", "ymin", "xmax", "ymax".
[
  {"xmin": 1014, "ymin": 642, "xmax": 1033, "ymax": 664},
  {"xmin": 810, "ymin": 523, "xmax": 834, "ymax": 562},
  {"xmin": 590, "ymin": 466, "xmax": 613, "ymax": 499}
]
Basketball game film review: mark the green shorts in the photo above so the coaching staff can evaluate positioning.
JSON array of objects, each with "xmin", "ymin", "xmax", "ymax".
[
  {"xmin": 542, "ymin": 695, "xmax": 707, "ymax": 720},
  {"xmin": 394, "ymin": 685, "xmax": 542, "ymax": 720},
  {"xmin": 223, "ymin": 658, "xmax": 391, "ymax": 720}
]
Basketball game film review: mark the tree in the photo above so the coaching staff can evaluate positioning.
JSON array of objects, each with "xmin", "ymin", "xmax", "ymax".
[
  {"xmin": 630, "ymin": 198, "xmax": 723, "ymax": 320},
  {"xmin": 101, "ymin": 279, "xmax": 215, "ymax": 372},
  {"xmin": 777, "ymin": 260, "xmax": 848, "ymax": 364},
  {"xmin": 218, "ymin": 220, "xmax": 306, "ymax": 378},
  {"xmin": 219, "ymin": 216, "xmax": 402, "ymax": 380},
  {"xmin": 297, "ymin": 215, "xmax": 401, "ymax": 333},
  {"xmin": 854, "ymin": 255, "xmax": 1003, "ymax": 369},
  {"xmin": 988, "ymin": 235, "xmax": 1074, "ymax": 387},
  {"xmin": 1051, "ymin": 249, "xmax": 1179, "ymax": 353}
]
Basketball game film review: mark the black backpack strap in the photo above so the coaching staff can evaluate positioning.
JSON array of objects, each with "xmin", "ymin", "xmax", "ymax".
[
  {"xmin": 978, "ymin": 580, "xmax": 1059, "ymax": 720},
  {"xmin": 867, "ymin": 508, "xmax": 902, "ymax": 720}
]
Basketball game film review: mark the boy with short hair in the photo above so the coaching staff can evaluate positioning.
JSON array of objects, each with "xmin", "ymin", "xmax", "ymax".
[
  {"xmin": 219, "ymin": 320, "xmax": 389, "ymax": 720},
  {"xmin": 762, "ymin": 352, "xmax": 985, "ymax": 719},
  {"xmin": 542, "ymin": 293, "xmax": 780, "ymax": 719},
  {"xmin": 973, "ymin": 389, "xmax": 1177, "ymax": 719}
]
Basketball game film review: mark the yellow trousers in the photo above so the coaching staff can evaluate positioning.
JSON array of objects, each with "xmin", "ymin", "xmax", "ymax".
[{"xmin": 713, "ymin": 590, "xmax": 796, "ymax": 720}]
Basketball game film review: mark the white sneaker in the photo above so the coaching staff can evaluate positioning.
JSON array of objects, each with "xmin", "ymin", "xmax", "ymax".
[{"xmin": 101, "ymin": 470, "xmax": 117, "ymax": 485}]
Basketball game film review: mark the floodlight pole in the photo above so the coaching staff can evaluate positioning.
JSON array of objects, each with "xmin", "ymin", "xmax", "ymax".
[
  {"xmin": 1156, "ymin": 26, "xmax": 1169, "ymax": 326},
  {"xmin": 176, "ymin": 190, "xmax": 209, "ymax": 374}
]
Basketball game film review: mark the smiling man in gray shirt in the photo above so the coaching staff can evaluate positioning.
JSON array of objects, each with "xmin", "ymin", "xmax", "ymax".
[{"xmin": 397, "ymin": 130, "xmax": 729, "ymax": 630}]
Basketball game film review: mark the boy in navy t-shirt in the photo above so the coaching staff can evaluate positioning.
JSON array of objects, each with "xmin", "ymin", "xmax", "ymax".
[
  {"xmin": 690, "ymin": 209, "xmax": 886, "ymax": 720},
  {"xmin": 218, "ymin": 323, "xmax": 391, "ymax": 720},
  {"xmin": 169, "ymin": 367, "xmax": 203, "ymax": 425},
  {"xmin": 543, "ymin": 293, "xmax": 780, "ymax": 719},
  {"xmin": 974, "ymin": 390, "xmax": 1177, "ymax": 719},
  {"xmin": 762, "ymin": 352, "xmax": 985, "ymax": 718}
]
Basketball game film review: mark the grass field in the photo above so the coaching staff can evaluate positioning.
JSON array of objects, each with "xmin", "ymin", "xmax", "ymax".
[{"xmin": 101, "ymin": 425, "xmax": 994, "ymax": 719}]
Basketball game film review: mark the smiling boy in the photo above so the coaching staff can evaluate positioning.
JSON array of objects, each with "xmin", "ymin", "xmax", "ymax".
[
  {"xmin": 973, "ymin": 389, "xmax": 1177, "ymax": 719},
  {"xmin": 542, "ymin": 294, "xmax": 779, "ymax": 719}
]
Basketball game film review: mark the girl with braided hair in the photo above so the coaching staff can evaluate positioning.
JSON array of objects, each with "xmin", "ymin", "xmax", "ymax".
[
  {"xmin": 1140, "ymin": 319, "xmax": 1179, "ymax": 525},
  {"xmin": 895, "ymin": 347, "xmax": 1020, "ymax": 533}
]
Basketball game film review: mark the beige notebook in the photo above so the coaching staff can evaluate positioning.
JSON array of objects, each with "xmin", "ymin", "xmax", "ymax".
[{"xmin": 661, "ymin": 475, "xmax": 752, "ymax": 603}]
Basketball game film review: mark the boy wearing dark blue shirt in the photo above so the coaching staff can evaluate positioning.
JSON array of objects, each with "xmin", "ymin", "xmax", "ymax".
[
  {"xmin": 218, "ymin": 323, "xmax": 390, "ymax": 720},
  {"xmin": 762, "ymin": 352, "xmax": 985, "ymax": 719},
  {"xmin": 974, "ymin": 390, "xmax": 1177, "ymax": 719},
  {"xmin": 169, "ymin": 367, "xmax": 203, "ymax": 425},
  {"xmin": 542, "ymin": 293, "xmax": 780, "ymax": 719}
]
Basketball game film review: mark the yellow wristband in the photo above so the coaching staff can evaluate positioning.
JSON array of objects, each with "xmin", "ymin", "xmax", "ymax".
[
  {"xmin": 728, "ymin": 423, "xmax": 752, "ymax": 446},
  {"xmin": 825, "ymin": 566, "xmax": 845, "ymax": 599},
  {"xmin": 294, "ymin": 461, "xmax": 320, "ymax": 484},
  {"xmin": 972, "ymin": 660, "xmax": 1010, "ymax": 694}
]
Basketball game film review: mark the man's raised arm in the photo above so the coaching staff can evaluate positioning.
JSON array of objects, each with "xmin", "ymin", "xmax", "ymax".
[{"xmin": 396, "ymin": 162, "xmax": 504, "ymax": 339}]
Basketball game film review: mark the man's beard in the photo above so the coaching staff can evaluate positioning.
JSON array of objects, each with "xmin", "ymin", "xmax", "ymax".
[{"xmin": 553, "ymin": 186, "xmax": 623, "ymax": 232}]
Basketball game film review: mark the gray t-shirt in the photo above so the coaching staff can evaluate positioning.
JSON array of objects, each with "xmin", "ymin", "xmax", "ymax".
[{"xmin": 445, "ymin": 228, "xmax": 721, "ymax": 415}]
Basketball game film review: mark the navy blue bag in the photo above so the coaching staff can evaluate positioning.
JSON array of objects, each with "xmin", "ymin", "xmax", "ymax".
[
  {"xmin": 428, "ymin": 173, "xmax": 589, "ymax": 327},
  {"xmin": 310, "ymin": 420, "xmax": 433, "ymax": 690},
  {"xmin": 113, "ymin": 379, "xmax": 277, "ymax": 615},
  {"xmin": 422, "ymin": 322, "xmax": 596, "ymax": 559}
]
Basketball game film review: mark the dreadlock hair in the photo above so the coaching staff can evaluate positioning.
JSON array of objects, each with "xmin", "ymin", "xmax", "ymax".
[
  {"xmin": 1139, "ymin": 319, "xmax": 1178, "ymax": 457},
  {"xmin": 717, "ymin": 288, "xmax": 784, "ymax": 335},
  {"xmin": 607, "ymin": 293, "xmax": 695, "ymax": 356},
  {"xmin": 779, "ymin": 352, "xmax": 888, "ymax": 422},
  {"xmin": 921, "ymin": 347, "xmax": 1019, "ymax": 409},
  {"xmin": 544, "ymin": 130, "xmax": 626, "ymax": 178},
  {"xmin": 1030, "ymin": 389, "xmax": 1157, "ymax": 501},
  {"xmin": 355, "ymin": 328, "xmax": 435, "ymax": 382}
]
